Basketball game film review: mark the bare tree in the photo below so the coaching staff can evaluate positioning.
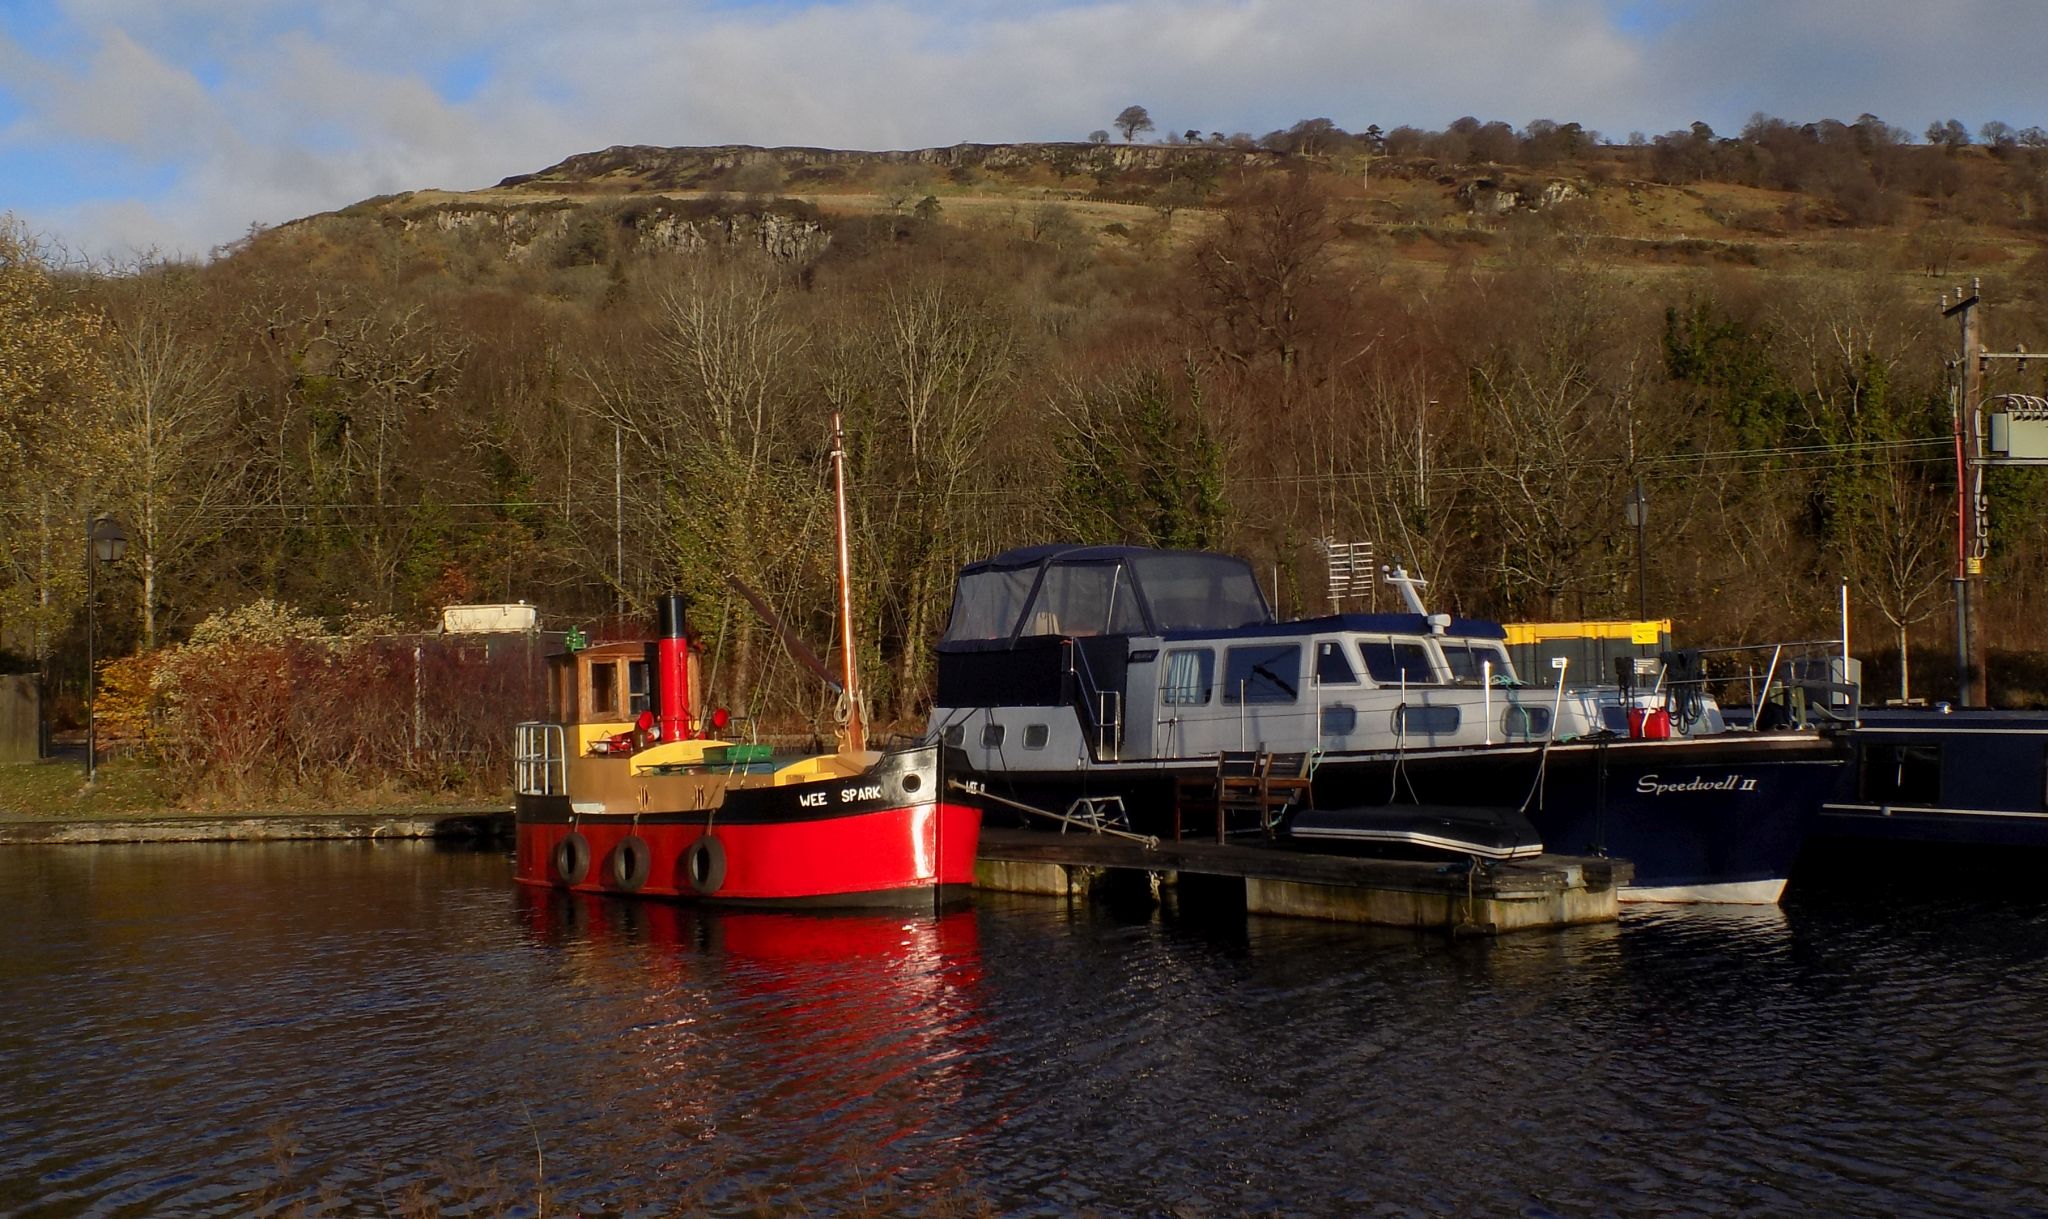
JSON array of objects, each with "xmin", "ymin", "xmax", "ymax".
[
  {"xmin": 1845, "ymin": 458, "xmax": 1951, "ymax": 702},
  {"xmin": 250, "ymin": 292, "xmax": 468, "ymax": 613},
  {"xmin": 1186, "ymin": 175, "xmax": 1345, "ymax": 391},
  {"xmin": 583, "ymin": 256, "xmax": 822, "ymax": 721},
  {"xmin": 98, "ymin": 279, "xmax": 247, "ymax": 648},
  {"xmin": 822, "ymin": 273, "xmax": 1025, "ymax": 718}
]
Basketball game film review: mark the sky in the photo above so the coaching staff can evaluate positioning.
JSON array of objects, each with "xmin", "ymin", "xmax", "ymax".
[{"xmin": 3, "ymin": 0, "xmax": 2046, "ymax": 261}]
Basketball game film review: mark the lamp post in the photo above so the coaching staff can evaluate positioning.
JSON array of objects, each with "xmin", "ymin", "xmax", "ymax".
[
  {"xmin": 1624, "ymin": 480, "xmax": 1649, "ymax": 620},
  {"xmin": 85, "ymin": 515, "xmax": 127, "ymax": 785}
]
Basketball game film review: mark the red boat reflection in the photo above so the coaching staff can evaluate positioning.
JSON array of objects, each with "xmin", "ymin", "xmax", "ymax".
[{"xmin": 516, "ymin": 887, "xmax": 988, "ymax": 1171}]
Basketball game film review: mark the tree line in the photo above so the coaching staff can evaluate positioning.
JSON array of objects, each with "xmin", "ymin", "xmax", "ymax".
[{"xmin": 1094, "ymin": 109, "xmax": 2048, "ymax": 233}]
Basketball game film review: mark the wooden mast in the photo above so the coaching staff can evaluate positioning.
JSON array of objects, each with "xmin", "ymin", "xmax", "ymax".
[{"xmin": 830, "ymin": 412, "xmax": 867, "ymax": 753}]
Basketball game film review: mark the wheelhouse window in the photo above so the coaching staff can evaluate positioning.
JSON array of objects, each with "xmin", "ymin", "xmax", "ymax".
[
  {"xmin": 1224, "ymin": 644, "xmax": 1301, "ymax": 704},
  {"xmin": 1860, "ymin": 743, "xmax": 1941, "ymax": 806},
  {"xmin": 940, "ymin": 567, "xmax": 1039, "ymax": 642},
  {"xmin": 627, "ymin": 659, "xmax": 651, "ymax": 715},
  {"xmin": 1359, "ymin": 639, "xmax": 1438, "ymax": 686},
  {"xmin": 1161, "ymin": 649, "xmax": 1215, "ymax": 705},
  {"xmin": 1019, "ymin": 562, "xmax": 1147, "ymax": 637},
  {"xmin": 1128, "ymin": 552, "xmax": 1271, "ymax": 631},
  {"xmin": 1440, "ymin": 641, "xmax": 1513, "ymax": 684},
  {"xmin": 1315, "ymin": 640, "xmax": 1359, "ymax": 685},
  {"xmin": 589, "ymin": 661, "xmax": 620, "ymax": 716}
]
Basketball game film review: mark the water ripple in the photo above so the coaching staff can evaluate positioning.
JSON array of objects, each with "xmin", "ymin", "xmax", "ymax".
[{"xmin": 5, "ymin": 847, "xmax": 2048, "ymax": 1215}]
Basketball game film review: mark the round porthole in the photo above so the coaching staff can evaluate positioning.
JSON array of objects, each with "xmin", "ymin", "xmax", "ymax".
[{"xmin": 901, "ymin": 772, "xmax": 923, "ymax": 795}]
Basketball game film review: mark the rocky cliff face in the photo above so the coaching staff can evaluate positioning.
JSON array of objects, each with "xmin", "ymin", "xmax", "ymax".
[
  {"xmin": 375, "ymin": 196, "xmax": 831, "ymax": 262},
  {"xmin": 498, "ymin": 140, "xmax": 1285, "ymax": 191},
  {"xmin": 1455, "ymin": 176, "xmax": 1586, "ymax": 215}
]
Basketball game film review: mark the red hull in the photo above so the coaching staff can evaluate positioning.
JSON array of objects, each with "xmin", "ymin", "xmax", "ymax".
[{"xmin": 514, "ymin": 801, "xmax": 982, "ymax": 907}]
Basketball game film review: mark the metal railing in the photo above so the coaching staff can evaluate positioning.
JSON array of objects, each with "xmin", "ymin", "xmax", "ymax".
[
  {"xmin": 1064, "ymin": 640, "xmax": 1124, "ymax": 761},
  {"xmin": 514, "ymin": 722, "xmax": 567, "ymax": 796}
]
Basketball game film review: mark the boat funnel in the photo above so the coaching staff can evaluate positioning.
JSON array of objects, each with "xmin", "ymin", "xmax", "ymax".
[{"xmin": 653, "ymin": 593, "xmax": 694, "ymax": 742}]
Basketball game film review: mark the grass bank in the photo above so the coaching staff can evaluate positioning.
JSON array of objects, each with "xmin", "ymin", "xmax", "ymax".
[{"xmin": 0, "ymin": 758, "xmax": 505, "ymax": 823}]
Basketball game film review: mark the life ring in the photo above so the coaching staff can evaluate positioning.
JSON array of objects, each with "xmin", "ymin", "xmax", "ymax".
[
  {"xmin": 683, "ymin": 834, "xmax": 727, "ymax": 895},
  {"xmin": 608, "ymin": 835, "xmax": 652, "ymax": 892},
  {"xmin": 551, "ymin": 831, "xmax": 591, "ymax": 886}
]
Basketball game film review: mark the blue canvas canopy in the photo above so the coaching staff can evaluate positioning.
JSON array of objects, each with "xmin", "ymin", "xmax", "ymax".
[{"xmin": 940, "ymin": 545, "xmax": 1274, "ymax": 646}]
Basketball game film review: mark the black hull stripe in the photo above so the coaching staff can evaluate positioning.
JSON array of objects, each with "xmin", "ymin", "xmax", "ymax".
[{"xmin": 517, "ymin": 793, "xmax": 943, "ymax": 826}]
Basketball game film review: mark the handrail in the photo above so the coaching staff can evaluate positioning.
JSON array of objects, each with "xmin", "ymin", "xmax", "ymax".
[
  {"xmin": 1063, "ymin": 639, "xmax": 1124, "ymax": 761},
  {"xmin": 514, "ymin": 721, "xmax": 566, "ymax": 796}
]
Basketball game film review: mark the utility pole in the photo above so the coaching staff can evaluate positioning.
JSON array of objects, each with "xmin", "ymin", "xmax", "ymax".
[
  {"xmin": 1943, "ymin": 284, "xmax": 1985, "ymax": 707},
  {"xmin": 613, "ymin": 423, "xmax": 625, "ymax": 618},
  {"xmin": 1625, "ymin": 480, "xmax": 1649, "ymax": 620},
  {"xmin": 1941, "ymin": 281, "xmax": 2048, "ymax": 708}
]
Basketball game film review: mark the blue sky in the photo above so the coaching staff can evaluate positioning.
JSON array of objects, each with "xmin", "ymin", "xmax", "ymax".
[{"xmin": 3, "ymin": 0, "xmax": 2046, "ymax": 260}]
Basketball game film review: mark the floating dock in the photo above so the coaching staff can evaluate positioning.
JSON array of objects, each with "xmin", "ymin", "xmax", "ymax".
[
  {"xmin": 2, "ymin": 812, "xmax": 1622, "ymax": 933},
  {"xmin": 975, "ymin": 827, "xmax": 1628, "ymax": 935}
]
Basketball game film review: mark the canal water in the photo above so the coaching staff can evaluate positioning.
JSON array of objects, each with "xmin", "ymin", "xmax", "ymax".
[{"xmin": 2, "ymin": 844, "xmax": 2045, "ymax": 1218}]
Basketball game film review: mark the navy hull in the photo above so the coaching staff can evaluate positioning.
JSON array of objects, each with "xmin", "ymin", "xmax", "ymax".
[
  {"xmin": 1810, "ymin": 708, "xmax": 2048, "ymax": 851},
  {"xmin": 952, "ymin": 732, "xmax": 1844, "ymax": 904},
  {"xmin": 1309, "ymin": 734, "xmax": 1843, "ymax": 903}
]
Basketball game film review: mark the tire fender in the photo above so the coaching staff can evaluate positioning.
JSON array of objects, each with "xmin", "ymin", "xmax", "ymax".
[
  {"xmin": 683, "ymin": 834, "xmax": 727, "ymax": 895},
  {"xmin": 608, "ymin": 834, "xmax": 652, "ymax": 892},
  {"xmin": 551, "ymin": 832, "xmax": 591, "ymax": 887}
]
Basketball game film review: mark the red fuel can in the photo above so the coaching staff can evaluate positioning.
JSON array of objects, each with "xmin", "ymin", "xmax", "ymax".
[{"xmin": 1628, "ymin": 706, "xmax": 1673, "ymax": 740}]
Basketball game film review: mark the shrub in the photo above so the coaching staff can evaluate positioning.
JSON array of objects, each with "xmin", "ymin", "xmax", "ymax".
[{"xmin": 140, "ymin": 601, "xmax": 544, "ymax": 804}]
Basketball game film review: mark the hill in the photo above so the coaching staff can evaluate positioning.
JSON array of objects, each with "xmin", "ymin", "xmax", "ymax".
[
  {"xmin": 301, "ymin": 133, "xmax": 2048, "ymax": 284},
  {"xmin": 11, "ymin": 121, "xmax": 2048, "ymax": 736}
]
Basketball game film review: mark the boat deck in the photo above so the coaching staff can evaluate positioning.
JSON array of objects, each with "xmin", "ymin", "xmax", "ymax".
[{"xmin": 975, "ymin": 827, "xmax": 1629, "ymax": 935}]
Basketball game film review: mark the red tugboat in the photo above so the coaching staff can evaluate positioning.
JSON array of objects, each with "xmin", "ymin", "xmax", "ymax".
[{"xmin": 511, "ymin": 415, "xmax": 980, "ymax": 908}]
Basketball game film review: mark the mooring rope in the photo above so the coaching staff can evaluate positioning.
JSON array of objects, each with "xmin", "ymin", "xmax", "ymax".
[{"xmin": 947, "ymin": 780, "xmax": 1160, "ymax": 849}]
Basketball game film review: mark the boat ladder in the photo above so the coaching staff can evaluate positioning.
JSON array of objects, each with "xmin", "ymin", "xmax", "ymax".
[{"xmin": 514, "ymin": 722, "xmax": 567, "ymax": 796}]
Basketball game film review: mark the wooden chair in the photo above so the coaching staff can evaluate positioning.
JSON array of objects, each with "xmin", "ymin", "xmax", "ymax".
[
  {"xmin": 1214, "ymin": 752, "xmax": 1275, "ymax": 843},
  {"xmin": 1173, "ymin": 750, "xmax": 1262, "ymax": 843},
  {"xmin": 1257, "ymin": 751, "xmax": 1315, "ymax": 836}
]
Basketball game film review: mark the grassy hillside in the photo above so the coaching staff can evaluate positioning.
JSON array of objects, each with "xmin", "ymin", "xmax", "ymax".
[{"xmin": 307, "ymin": 137, "xmax": 2048, "ymax": 285}]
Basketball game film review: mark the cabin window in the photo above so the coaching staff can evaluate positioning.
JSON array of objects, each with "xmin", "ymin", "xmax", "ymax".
[
  {"xmin": 1321, "ymin": 705, "xmax": 1358, "ymax": 736},
  {"xmin": 943, "ymin": 724, "xmax": 965, "ymax": 747},
  {"xmin": 627, "ymin": 659, "xmax": 650, "ymax": 715},
  {"xmin": 1024, "ymin": 724, "xmax": 1050, "ymax": 750},
  {"xmin": 1127, "ymin": 551, "xmax": 1271, "ymax": 631},
  {"xmin": 1359, "ymin": 639, "xmax": 1438, "ymax": 686},
  {"xmin": 1020, "ymin": 562, "xmax": 1147, "ymax": 637},
  {"xmin": 1503, "ymin": 706, "xmax": 1552, "ymax": 739},
  {"xmin": 1315, "ymin": 641, "xmax": 1359, "ymax": 685},
  {"xmin": 1224, "ymin": 644, "xmax": 1301, "ymax": 704},
  {"xmin": 1860, "ymin": 743, "xmax": 1940, "ymax": 806},
  {"xmin": 1392, "ymin": 705, "xmax": 1461, "ymax": 737},
  {"xmin": 1161, "ymin": 649, "xmax": 1215, "ymax": 705},
  {"xmin": 1441, "ymin": 641, "xmax": 1513, "ymax": 684},
  {"xmin": 589, "ymin": 661, "xmax": 620, "ymax": 715},
  {"xmin": 941, "ymin": 567, "xmax": 1040, "ymax": 641},
  {"xmin": 981, "ymin": 723, "xmax": 1006, "ymax": 749}
]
